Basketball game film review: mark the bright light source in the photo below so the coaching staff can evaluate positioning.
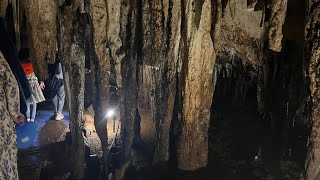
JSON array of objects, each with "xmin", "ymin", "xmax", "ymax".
[{"xmin": 106, "ymin": 109, "xmax": 115, "ymax": 118}]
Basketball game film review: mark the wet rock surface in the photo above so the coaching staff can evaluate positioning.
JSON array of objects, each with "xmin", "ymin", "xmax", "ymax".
[{"xmin": 38, "ymin": 120, "xmax": 68, "ymax": 146}]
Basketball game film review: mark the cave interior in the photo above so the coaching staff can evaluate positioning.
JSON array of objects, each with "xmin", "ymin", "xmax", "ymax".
[{"xmin": 0, "ymin": 0, "xmax": 319, "ymax": 179}]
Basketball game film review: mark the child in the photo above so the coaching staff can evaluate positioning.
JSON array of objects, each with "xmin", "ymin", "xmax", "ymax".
[{"xmin": 19, "ymin": 49, "xmax": 45, "ymax": 122}]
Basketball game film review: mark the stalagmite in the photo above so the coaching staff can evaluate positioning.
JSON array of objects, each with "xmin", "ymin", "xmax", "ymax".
[
  {"xmin": 305, "ymin": 1, "xmax": 320, "ymax": 179},
  {"xmin": 21, "ymin": 0, "xmax": 58, "ymax": 79},
  {"xmin": 176, "ymin": 0, "xmax": 219, "ymax": 170},
  {"xmin": 267, "ymin": 0, "xmax": 288, "ymax": 52}
]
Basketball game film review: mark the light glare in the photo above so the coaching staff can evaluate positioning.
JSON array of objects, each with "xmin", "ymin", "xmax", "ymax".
[{"xmin": 106, "ymin": 109, "xmax": 115, "ymax": 118}]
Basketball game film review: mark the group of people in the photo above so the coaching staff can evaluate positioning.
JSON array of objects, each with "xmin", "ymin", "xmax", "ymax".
[
  {"xmin": 0, "ymin": 18, "xmax": 65, "ymax": 179},
  {"xmin": 18, "ymin": 48, "xmax": 65, "ymax": 121}
]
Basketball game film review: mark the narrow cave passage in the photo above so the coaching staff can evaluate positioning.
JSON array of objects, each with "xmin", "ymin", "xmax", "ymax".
[
  {"xmin": 209, "ymin": 58, "xmax": 264, "ymax": 179},
  {"xmin": 208, "ymin": 47, "xmax": 309, "ymax": 180}
]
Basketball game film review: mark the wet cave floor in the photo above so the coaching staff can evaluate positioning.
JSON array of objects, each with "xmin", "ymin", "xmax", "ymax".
[{"xmin": 18, "ymin": 88, "xmax": 303, "ymax": 180}]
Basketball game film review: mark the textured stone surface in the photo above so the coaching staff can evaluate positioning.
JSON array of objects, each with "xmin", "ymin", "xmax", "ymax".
[
  {"xmin": 22, "ymin": 0, "xmax": 58, "ymax": 79},
  {"xmin": 153, "ymin": 0, "xmax": 180, "ymax": 163},
  {"xmin": 221, "ymin": 0, "xmax": 263, "ymax": 65},
  {"xmin": 176, "ymin": 0, "xmax": 218, "ymax": 170},
  {"xmin": 247, "ymin": 0, "xmax": 259, "ymax": 11},
  {"xmin": 305, "ymin": 1, "xmax": 320, "ymax": 179},
  {"xmin": 268, "ymin": 0, "xmax": 288, "ymax": 52},
  {"xmin": 58, "ymin": 3, "xmax": 86, "ymax": 179},
  {"xmin": 88, "ymin": 0, "xmax": 111, "ymax": 177}
]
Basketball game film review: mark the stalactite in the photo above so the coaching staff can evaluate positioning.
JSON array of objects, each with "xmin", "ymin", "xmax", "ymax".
[
  {"xmin": 113, "ymin": 1, "xmax": 139, "ymax": 179},
  {"xmin": 267, "ymin": 0, "xmax": 288, "ymax": 52},
  {"xmin": 256, "ymin": 68, "xmax": 264, "ymax": 114},
  {"xmin": 263, "ymin": 60, "xmax": 268, "ymax": 87},
  {"xmin": 228, "ymin": 0, "xmax": 236, "ymax": 20},
  {"xmin": 137, "ymin": 0, "xmax": 180, "ymax": 164},
  {"xmin": 176, "ymin": 0, "xmax": 219, "ymax": 170},
  {"xmin": 247, "ymin": 0, "xmax": 258, "ymax": 11},
  {"xmin": 260, "ymin": 5, "xmax": 265, "ymax": 28},
  {"xmin": 212, "ymin": 0, "xmax": 222, "ymax": 50},
  {"xmin": 106, "ymin": 0, "xmax": 122, "ymax": 88},
  {"xmin": 213, "ymin": 66, "xmax": 218, "ymax": 92},
  {"xmin": 21, "ymin": 0, "xmax": 58, "ymax": 79}
]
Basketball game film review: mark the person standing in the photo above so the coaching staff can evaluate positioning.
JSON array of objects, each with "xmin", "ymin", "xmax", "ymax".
[
  {"xmin": 52, "ymin": 62, "xmax": 65, "ymax": 120},
  {"xmin": 0, "ymin": 50, "xmax": 25, "ymax": 180},
  {"xmin": 40, "ymin": 60, "xmax": 65, "ymax": 120},
  {"xmin": 19, "ymin": 49, "xmax": 46, "ymax": 122}
]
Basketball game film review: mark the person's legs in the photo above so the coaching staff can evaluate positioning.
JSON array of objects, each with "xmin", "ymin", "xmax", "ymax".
[
  {"xmin": 31, "ymin": 101, "xmax": 37, "ymax": 122},
  {"xmin": 57, "ymin": 85, "xmax": 65, "ymax": 113},
  {"xmin": 52, "ymin": 95, "xmax": 58, "ymax": 112},
  {"xmin": 26, "ymin": 101, "xmax": 31, "ymax": 121},
  {"xmin": 55, "ymin": 85, "xmax": 65, "ymax": 120}
]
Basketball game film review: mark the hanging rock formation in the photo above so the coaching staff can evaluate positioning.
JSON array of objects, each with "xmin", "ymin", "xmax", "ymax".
[
  {"xmin": 21, "ymin": 0, "xmax": 58, "ymax": 79},
  {"xmin": 152, "ymin": 0, "xmax": 180, "ymax": 163},
  {"xmin": 267, "ymin": 0, "xmax": 288, "ymax": 52},
  {"xmin": 139, "ymin": 0, "xmax": 222, "ymax": 170},
  {"xmin": 114, "ymin": 1, "xmax": 139, "ymax": 179},
  {"xmin": 139, "ymin": 0, "xmax": 180, "ymax": 164},
  {"xmin": 176, "ymin": 0, "xmax": 219, "ymax": 170},
  {"xmin": 221, "ymin": 0, "xmax": 263, "ymax": 65}
]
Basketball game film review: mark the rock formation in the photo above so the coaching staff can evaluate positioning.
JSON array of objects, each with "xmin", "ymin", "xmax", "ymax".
[
  {"xmin": 175, "ymin": 0, "xmax": 219, "ymax": 170},
  {"xmin": 21, "ymin": 0, "xmax": 58, "ymax": 79},
  {"xmin": 57, "ymin": 1, "xmax": 86, "ymax": 179},
  {"xmin": 305, "ymin": 1, "xmax": 320, "ymax": 179}
]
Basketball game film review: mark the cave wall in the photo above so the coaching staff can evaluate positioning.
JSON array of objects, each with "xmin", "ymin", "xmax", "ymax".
[
  {"xmin": 221, "ymin": 0, "xmax": 263, "ymax": 65},
  {"xmin": 305, "ymin": 0, "xmax": 320, "ymax": 179}
]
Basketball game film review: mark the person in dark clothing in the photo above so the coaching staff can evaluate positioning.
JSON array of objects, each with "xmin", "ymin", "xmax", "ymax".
[
  {"xmin": 40, "ymin": 58, "xmax": 65, "ymax": 120},
  {"xmin": 0, "ymin": 17, "xmax": 32, "ymax": 116}
]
